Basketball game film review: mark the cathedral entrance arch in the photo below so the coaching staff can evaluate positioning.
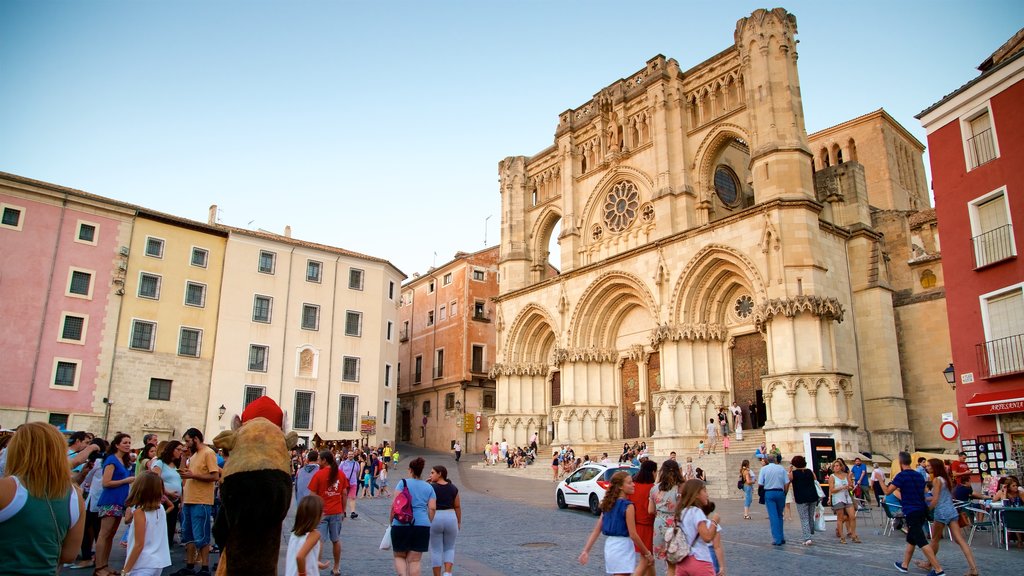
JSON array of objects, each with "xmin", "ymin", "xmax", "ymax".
[
  {"xmin": 621, "ymin": 359, "xmax": 640, "ymax": 438},
  {"xmin": 731, "ymin": 333, "xmax": 767, "ymax": 429}
]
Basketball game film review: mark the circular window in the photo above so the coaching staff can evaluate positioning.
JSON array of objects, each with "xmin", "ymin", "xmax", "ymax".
[
  {"xmin": 591, "ymin": 224, "xmax": 603, "ymax": 241},
  {"xmin": 714, "ymin": 166, "xmax": 740, "ymax": 206},
  {"xmin": 603, "ymin": 181, "xmax": 640, "ymax": 232},
  {"xmin": 734, "ymin": 295, "xmax": 754, "ymax": 318}
]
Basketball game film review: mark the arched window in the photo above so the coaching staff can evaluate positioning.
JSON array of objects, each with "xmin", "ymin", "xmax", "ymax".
[
  {"xmin": 847, "ymin": 138, "xmax": 858, "ymax": 162},
  {"xmin": 714, "ymin": 166, "xmax": 740, "ymax": 207},
  {"xmin": 820, "ymin": 148, "xmax": 830, "ymax": 168}
]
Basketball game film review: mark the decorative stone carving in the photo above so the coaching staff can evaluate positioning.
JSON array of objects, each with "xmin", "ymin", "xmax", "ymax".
[
  {"xmin": 649, "ymin": 322, "xmax": 728, "ymax": 345},
  {"xmin": 551, "ymin": 346, "xmax": 619, "ymax": 365},
  {"xmin": 488, "ymin": 362, "xmax": 549, "ymax": 378},
  {"xmin": 753, "ymin": 295, "xmax": 845, "ymax": 332},
  {"xmin": 626, "ymin": 344, "xmax": 649, "ymax": 364}
]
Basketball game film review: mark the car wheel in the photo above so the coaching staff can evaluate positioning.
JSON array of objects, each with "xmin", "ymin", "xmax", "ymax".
[
  {"xmin": 557, "ymin": 490, "xmax": 567, "ymax": 509},
  {"xmin": 589, "ymin": 493, "xmax": 601, "ymax": 516}
]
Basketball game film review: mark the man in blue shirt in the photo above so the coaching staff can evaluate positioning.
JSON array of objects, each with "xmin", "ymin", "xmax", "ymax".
[
  {"xmin": 757, "ymin": 453, "xmax": 789, "ymax": 545},
  {"xmin": 851, "ymin": 457, "xmax": 869, "ymax": 501},
  {"xmin": 885, "ymin": 452, "xmax": 944, "ymax": 576}
]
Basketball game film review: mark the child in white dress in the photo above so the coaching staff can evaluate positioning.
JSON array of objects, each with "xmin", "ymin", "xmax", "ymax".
[
  {"xmin": 121, "ymin": 473, "xmax": 171, "ymax": 576},
  {"xmin": 286, "ymin": 495, "xmax": 330, "ymax": 576}
]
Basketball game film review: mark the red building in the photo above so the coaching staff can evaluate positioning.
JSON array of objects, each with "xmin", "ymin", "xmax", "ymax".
[{"xmin": 918, "ymin": 30, "xmax": 1024, "ymax": 472}]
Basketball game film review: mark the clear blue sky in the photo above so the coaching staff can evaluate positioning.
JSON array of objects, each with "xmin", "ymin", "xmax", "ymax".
[{"xmin": 1, "ymin": 1, "xmax": 1020, "ymax": 276}]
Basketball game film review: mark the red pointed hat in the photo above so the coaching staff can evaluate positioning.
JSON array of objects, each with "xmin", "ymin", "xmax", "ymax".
[{"xmin": 241, "ymin": 396, "xmax": 283, "ymax": 427}]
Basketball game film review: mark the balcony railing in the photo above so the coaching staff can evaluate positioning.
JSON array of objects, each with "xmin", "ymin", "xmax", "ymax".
[
  {"xmin": 472, "ymin": 310, "xmax": 491, "ymax": 322},
  {"xmin": 967, "ymin": 129, "xmax": 996, "ymax": 169},
  {"xmin": 976, "ymin": 333, "xmax": 1024, "ymax": 378},
  {"xmin": 972, "ymin": 224, "xmax": 1015, "ymax": 268},
  {"xmin": 399, "ymin": 328, "xmax": 409, "ymax": 342},
  {"xmin": 470, "ymin": 362, "xmax": 490, "ymax": 375}
]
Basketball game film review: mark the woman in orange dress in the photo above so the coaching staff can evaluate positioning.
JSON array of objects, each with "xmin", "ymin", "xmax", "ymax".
[{"xmin": 629, "ymin": 459, "xmax": 657, "ymax": 576}]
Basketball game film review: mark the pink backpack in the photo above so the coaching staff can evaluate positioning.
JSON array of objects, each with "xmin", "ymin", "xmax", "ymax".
[{"xmin": 392, "ymin": 480, "xmax": 414, "ymax": 524}]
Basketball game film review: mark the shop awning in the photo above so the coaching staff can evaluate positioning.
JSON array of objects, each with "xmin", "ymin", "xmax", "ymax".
[{"xmin": 964, "ymin": 388, "xmax": 1024, "ymax": 417}]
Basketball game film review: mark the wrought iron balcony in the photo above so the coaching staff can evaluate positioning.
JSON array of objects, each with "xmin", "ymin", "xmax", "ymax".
[
  {"xmin": 399, "ymin": 328, "xmax": 409, "ymax": 342},
  {"xmin": 976, "ymin": 333, "xmax": 1024, "ymax": 378},
  {"xmin": 472, "ymin": 310, "xmax": 491, "ymax": 322},
  {"xmin": 972, "ymin": 224, "xmax": 1015, "ymax": 268},
  {"xmin": 967, "ymin": 129, "xmax": 996, "ymax": 169}
]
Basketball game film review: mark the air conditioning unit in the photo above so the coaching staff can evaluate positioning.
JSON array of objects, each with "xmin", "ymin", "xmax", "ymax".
[
  {"xmin": 115, "ymin": 288, "xmax": 125, "ymax": 296},
  {"xmin": 119, "ymin": 246, "xmax": 130, "ymax": 256},
  {"xmin": 117, "ymin": 262, "xmax": 128, "ymax": 271}
]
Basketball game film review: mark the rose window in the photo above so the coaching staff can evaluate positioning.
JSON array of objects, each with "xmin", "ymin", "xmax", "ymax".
[
  {"xmin": 735, "ymin": 294, "xmax": 754, "ymax": 318},
  {"xmin": 603, "ymin": 181, "xmax": 640, "ymax": 232}
]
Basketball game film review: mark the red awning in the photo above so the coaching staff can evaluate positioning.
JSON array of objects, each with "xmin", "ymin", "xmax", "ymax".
[{"xmin": 964, "ymin": 389, "xmax": 1024, "ymax": 417}]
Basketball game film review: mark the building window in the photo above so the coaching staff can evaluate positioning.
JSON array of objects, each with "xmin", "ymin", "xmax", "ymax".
[
  {"xmin": 184, "ymin": 282, "xmax": 207, "ymax": 307},
  {"xmin": 386, "ymin": 320, "xmax": 393, "ymax": 341},
  {"xmin": 178, "ymin": 327, "xmax": 202, "ymax": 357},
  {"xmin": 338, "ymin": 394, "xmax": 357, "ymax": 432},
  {"xmin": 383, "ymin": 400, "xmax": 390, "ymax": 425},
  {"xmin": 434, "ymin": 349, "xmax": 444, "ymax": 379},
  {"xmin": 980, "ymin": 285, "xmax": 1024, "ymax": 378},
  {"xmin": 345, "ymin": 310, "xmax": 362, "ymax": 336},
  {"xmin": 76, "ymin": 222, "xmax": 97, "ymax": 244},
  {"xmin": 130, "ymin": 320, "xmax": 156, "ymax": 351},
  {"xmin": 68, "ymin": 270, "xmax": 93, "ymax": 297},
  {"xmin": 348, "ymin": 268, "xmax": 364, "ymax": 290},
  {"xmin": 145, "ymin": 237, "xmax": 165, "ymax": 258},
  {"xmin": 384, "ymin": 364, "xmax": 392, "ymax": 387},
  {"xmin": 450, "ymin": 300, "xmax": 457, "ymax": 317},
  {"xmin": 422, "ymin": 400, "xmax": 431, "ymax": 416},
  {"xmin": 414, "ymin": 356, "xmax": 422, "ymax": 384},
  {"xmin": 258, "ymin": 250, "xmax": 276, "ymax": 274},
  {"xmin": 388, "ymin": 281, "xmax": 395, "ymax": 300},
  {"xmin": 294, "ymin": 391, "xmax": 314, "ymax": 430},
  {"xmin": 306, "ymin": 260, "xmax": 322, "ymax": 283},
  {"xmin": 443, "ymin": 273, "xmax": 452, "ymax": 286},
  {"xmin": 148, "ymin": 378, "xmax": 172, "ymax": 401},
  {"xmin": 191, "ymin": 247, "xmax": 209, "ymax": 268},
  {"xmin": 472, "ymin": 345, "xmax": 485, "ymax": 373},
  {"xmin": 445, "ymin": 392, "xmax": 455, "ymax": 410},
  {"xmin": 714, "ymin": 165, "xmax": 740, "ymax": 206},
  {"xmin": 970, "ymin": 188, "xmax": 1015, "ymax": 268},
  {"xmin": 59, "ymin": 314, "xmax": 86, "ymax": 343},
  {"xmin": 483, "ymin": 393, "xmax": 496, "ymax": 410},
  {"xmin": 963, "ymin": 108, "xmax": 998, "ymax": 170},
  {"xmin": 52, "ymin": 360, "xmax": 79, "ymax": 388},
  {"xmin": 301, "ymin": 304, "xmax": 320, "ymax": 331},
  {"xmin": 47, "ymin": 413, "xmax": 69, "ymax": 429},
  {"xmin": 401, "ymin": 320, "xmax": 410, "ymax": 342},
  {"xmin": 252, "ymin": 295, "xmax": 272, "ymax": 323},
  {"xmin": 249, "ymin": 344, "xmax": 269, "ymax": 372},
  {"xmin": 473, "ymin": 300, "xmax": 486, "ymax": 319},
  {"xmin": 243, "ymin": 385, "xmax": 265, "ymax": 409},
  {"xmin": 427, "ymin": 310, "xmax": 434, "ymax": 326},
  {"xmin": 342, "ymin": 356, "xmax": 360, "ymax": 382},
  {"xmin": 428, "ymin": 280, "xmax": 435, "ymax": 293},
  {"xmin": 472, "ymin": 268, "xmax": 486, "ymax": 282},
  {"xmin": 439, "ymin": 305, "xmax": 446, "ymax": 321},
  {"xmin": 138, "ymin": 273, "xmax": 161, "ymax": 299},
  {"xmin": 0, "ymin": 204, "xmax": 24, "ymax": 230}
]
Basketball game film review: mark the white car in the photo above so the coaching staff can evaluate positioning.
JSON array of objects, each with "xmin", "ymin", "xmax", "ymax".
[{"xmin": 555, "ymin": 463, "xmax": 640, "ymax": 515}]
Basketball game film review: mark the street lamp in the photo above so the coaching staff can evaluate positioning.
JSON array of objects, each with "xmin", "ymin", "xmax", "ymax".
[
  {"xmin": 943, "ymin": 363, "xmax": 956, "ymax": 390},
  {"xmin": 454, "ymin": 400, "xmax": 462, "ymax": 414},
  {"xmin": 218, "ymin": 405, "xmax": 227, "ymax": 420}
]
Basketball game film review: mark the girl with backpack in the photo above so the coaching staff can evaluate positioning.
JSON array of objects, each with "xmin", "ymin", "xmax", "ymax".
[
  {"xmin": 674, "ymin": 479, "xmax": 720, "ymax": 576},
  {"xmin": 390, "ymin": 457, "xmax": 436, "ymax": 576},
  {"xmin": 578, "ymin": 471, "xmax": 653, "ymax": 575}
]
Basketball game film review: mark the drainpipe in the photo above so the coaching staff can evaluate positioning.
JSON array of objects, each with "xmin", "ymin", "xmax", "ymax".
[
  {"xmin": 326, "ymin": 255, "xmax": 341, "ymax": 432},
  {"xmin": 25, "ymin": 194, "xmax": 68, "ymax": 423},
  {"xmin": 101, "ymin": 214, "xmax": 136, "ymax": 437},
  {"xmin": 277, "ymin": 247, "xmax": 296, "ymax": 401}
]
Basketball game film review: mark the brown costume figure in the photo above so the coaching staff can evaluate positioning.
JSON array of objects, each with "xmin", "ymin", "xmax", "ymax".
[{"xmin": 212, "ymin": 397, "xmax": 298, "ymax": 576}]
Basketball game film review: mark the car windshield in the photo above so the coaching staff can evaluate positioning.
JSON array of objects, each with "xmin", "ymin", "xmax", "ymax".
[{"xmin": 601, "ymin": 467, "xmax": 640, "ymax": 481}]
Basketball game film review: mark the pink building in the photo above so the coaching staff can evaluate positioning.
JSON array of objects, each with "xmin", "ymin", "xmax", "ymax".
[{"xmin": 1, "ymin": 173, "xmax": 134, "ymax": 431}]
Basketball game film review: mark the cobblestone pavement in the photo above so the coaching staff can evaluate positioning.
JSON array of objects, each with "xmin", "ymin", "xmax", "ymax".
[{"xmin": 65, "ymin": 444, "xmax": 1023, "ymax": 575}]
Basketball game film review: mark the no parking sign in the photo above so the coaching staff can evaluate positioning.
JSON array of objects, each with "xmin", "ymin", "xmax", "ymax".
[{"xmin": 939, "ymin": 420, "xmax": 959, "ymax": 441}]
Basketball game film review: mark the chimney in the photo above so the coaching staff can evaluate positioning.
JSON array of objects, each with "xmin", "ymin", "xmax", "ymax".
[
  {"xmin": 208, "ymin": 205, "xmax": 218, "ymax": 225},
  {"xmin": 284, "ymin": 225, "xmax": 292, "ymax": 238}
]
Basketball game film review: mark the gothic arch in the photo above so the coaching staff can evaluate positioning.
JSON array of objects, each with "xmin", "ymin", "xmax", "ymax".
[
  {"xmin": 691, "ymin": 123, "xmax": 752, "ymax": 197},
  {"xmin": 581, "ymin": 166, "xmax": 655, "ymax": 234},
  {"xmin": 569, "ymin": 270, "xmax": 658, "ymax": 349},
  {"xmin": 671, "ymin": 244, "xmax": 767, "ymax": 325},
  {"xmin": 529, "ymin": 205, "xmax": 562, "ymax": 278},
  {"xmin": 504, "ymin": 303, "xmax": 559, "ymax": 364}
]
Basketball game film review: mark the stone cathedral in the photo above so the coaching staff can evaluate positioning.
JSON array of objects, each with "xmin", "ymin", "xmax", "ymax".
[{"xmin": 488, "ymin": 7, "xmax": 949, "ymax": 459}]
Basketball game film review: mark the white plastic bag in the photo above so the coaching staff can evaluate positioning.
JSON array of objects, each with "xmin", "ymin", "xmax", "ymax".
[
  {"xmin": 379, "ymin": 526, "xmax": 392, "ymax": 550},
  {"xmin": 814, "ymin": 504, "xmax": 826, "ymax": 532}
]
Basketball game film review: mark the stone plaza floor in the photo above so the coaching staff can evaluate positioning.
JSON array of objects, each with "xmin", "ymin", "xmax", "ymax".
[{"xmin": 64, "ymin": 443, "xmax": 1023, "ymax": 575}]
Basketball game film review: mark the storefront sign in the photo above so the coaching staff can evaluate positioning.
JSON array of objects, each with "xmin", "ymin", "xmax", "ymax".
[{"xmin": 964, "ymin": 389, "xmax": 1024, "ymax": 417}]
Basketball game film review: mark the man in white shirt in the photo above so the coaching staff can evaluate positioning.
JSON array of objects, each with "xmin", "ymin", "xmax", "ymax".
[
  {"xmin": 706, "ymin": 418, "xmax": 719, "ymax": 454},
  {"xmin": 730, "ymin": 402, "xmax": 742, "ymax": 431},
  {"xmin": 500, "ymin": 438, "xmax": 509, "ymax": 460}
]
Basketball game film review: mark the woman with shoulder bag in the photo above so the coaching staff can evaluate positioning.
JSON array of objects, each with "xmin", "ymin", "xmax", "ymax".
[
  {"xmin": 674, "ymin": 479, "xmax": 719, "ymax": 576},
  {"xmin": 829, "ymin": 459, "xmax": 858, "ymax": 543},
  {"xmin": 739, "ymin": 459, "xmax": 754, "ymax": 519},
  {"xmin": 649, "ymin": 459, "xmax": 683, "ymax": 575},
  {"xmin": 789, "ymin": 455, "xmax": 820, "ymax": 546},
  {"xmin": 390, "ymin": 457, "xmax": 436, "ymax": 576}
]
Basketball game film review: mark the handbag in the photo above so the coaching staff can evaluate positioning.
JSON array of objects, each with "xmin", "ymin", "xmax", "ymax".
[
  {"xmin": 814, "ymin": 504, "xmax": 826, "ymax": 532},
  {"xmin": 737, "ymin": 475, "xmax": 745, "ymax": 491},
  {"xmin": 379, "ymin": 526, "xmax": 392, "ymax": 550},
  {"xmin": 663, "ymin": 509, "xmax": 696, "ymax": 563},
  {"xmin": 814, "ymin": 477, "xmax": 825, "ymax": 499}
]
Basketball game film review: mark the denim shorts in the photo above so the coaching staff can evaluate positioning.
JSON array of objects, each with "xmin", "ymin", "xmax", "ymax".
[
  {"xmin": 320, "ymin": 513, "xmax": 343, "ymax": 542},
  {"xmin": 180, "ymin": 503, "xmax": 213, "ymax": 548}
]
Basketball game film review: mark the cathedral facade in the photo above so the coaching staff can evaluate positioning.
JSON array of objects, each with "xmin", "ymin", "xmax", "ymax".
[{"xmin": 489, "ymin": 8, "xmax": 949, "ymax": 459}]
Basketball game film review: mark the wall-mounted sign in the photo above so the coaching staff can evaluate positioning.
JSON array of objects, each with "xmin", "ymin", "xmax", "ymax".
[
  {"xmin": 939, "ymin": 420, "xmax": 959, "ymax": 441},
  {"xmin": 961, "ymin": 372, "xmax": 975, "ymax": 384}
]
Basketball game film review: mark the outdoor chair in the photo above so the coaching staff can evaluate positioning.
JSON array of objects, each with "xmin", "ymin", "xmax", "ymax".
[
  {"xmin": 964, "ymin": 505, "xmax": 995, "ymax": 547},
  {"xmin": 881, "ymin": 502, "xmax": 903, "ymax": 537},
  {"xmin": 854, "ymin": 496, "xmax": 876, "ymax": 525},
  {"xmin": 1001, "ymin": 506, "xmax": 1024, "ymax": 551}
]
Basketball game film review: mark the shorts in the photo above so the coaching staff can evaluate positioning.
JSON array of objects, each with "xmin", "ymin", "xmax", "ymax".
[
  {"xmin": 676, "ymin": 555, "xmax": 716, "ymax": 576},
  {"xmin": 180, "ymin": 503, "xmax": 213, "ymax": 548},
  {"xmin": 348, "ymin": 484, "xmax": 358, "ymax": 500},
  {"xmin": 832, "ymin": 501, "xmax": 853, "ymax": 513},
  {"xmin": 391, "ymin": 524, "xmax": 430, "ymax": 552},
  {"xmin": 97, "ymin": 504, "xmax": 124, "ymax": 518},
  {"xmin": 320, "ymin": 513, "xmax": 343, "ymax": 542},
  {"xmin": 904, "ymin": 510, "xmax": 930, "ymax": 548}
]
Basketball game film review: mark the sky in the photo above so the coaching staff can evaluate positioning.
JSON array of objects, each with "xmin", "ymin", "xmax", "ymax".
[{"xmin": 1, "ymin": 0, "xmax": 1021, "ymax": 277}]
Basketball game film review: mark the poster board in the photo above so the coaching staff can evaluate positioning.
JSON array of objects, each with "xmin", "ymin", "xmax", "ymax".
[
  {"xmin": 975, "ymin": 434, "xmax": 1006, "ymax": 476},
  {"xmin": 960, "ymin": 439, "xmax": 980, "ymax": 474}
]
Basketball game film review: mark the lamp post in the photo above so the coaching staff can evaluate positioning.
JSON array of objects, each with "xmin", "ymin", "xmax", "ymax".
[
  {"xmin": 943, "ymin": 363, "xmax": 956, "ymax": 390},
  {"xmin": 218, "ymin": 404, "xmax": 226, "ymax": 420}
]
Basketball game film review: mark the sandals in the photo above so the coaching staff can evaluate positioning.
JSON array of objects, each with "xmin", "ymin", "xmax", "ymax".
[
  {"xmin": 839, "ymin": 536, "xmax": 847, "ymax": 544},
  {"xmin": 851, "ymin": 535, "xmax": 861, "ymax": 543},
  {"xmin": 743, "ymin": 514, "xmax": 751, "ymax": 519}
]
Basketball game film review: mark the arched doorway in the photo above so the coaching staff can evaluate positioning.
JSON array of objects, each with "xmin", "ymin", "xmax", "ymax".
[{"xmin": 731, "ymin": 333, "xmax": 768, "ymax": 428}]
